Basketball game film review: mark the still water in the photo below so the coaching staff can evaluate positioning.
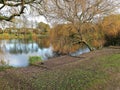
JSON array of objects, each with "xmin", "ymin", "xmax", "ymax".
[
  {"xmin": 0, "ymin": 39, "xmax": 90, "ymax": 67},
  {"xmin": 0, "ymin": 39, "xmax": 53, "ymax": 67}
]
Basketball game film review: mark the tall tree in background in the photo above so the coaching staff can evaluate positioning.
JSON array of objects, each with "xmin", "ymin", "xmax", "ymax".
[
  {"xmin": 0, "ymin": 0, "xmax": 43, "ymax": 21},
  {"xmin": 101, "ymin": 14, "xmax": 120, "ymax": 46},
  {"xmin": 39, "ymin": 0, "xmax": 120, "ymax": 51},
  {"xmin": 37, "ymin": 22, "xmax": 50, "ymax": 34}
]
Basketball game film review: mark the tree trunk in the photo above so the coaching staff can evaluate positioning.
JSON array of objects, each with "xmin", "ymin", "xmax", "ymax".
[{"xmin": 82, "ymin": 41, "xmax": 93, "ymax": 51}]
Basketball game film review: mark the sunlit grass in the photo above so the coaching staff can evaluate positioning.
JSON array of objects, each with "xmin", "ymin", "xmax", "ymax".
[{"xmin": 29, "ymin": 56, "xmax": 43, "ymax": 65}]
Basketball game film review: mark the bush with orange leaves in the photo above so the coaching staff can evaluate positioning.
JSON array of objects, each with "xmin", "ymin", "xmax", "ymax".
[{"xmin": 101, "ymin": 14, "xmax": 120, "ymax": 46}]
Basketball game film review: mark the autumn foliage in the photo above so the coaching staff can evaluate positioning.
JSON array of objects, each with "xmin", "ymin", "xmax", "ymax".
[
  {"xmin": 101, "ymin": 14, "xmax": 120, "ymax": 46},
  {"xmin": 80, "ymin": 23, "xmax": 105, "ymax": 49},
  {"xmin": 50, "ymin": 23, "xmax": 105, "ymax": 54},
  {"xmin": 50, "ymin": 24, "xmax": 78, "ymax": 54},
  {"xmin": 50, "ymin": 14, "xmax": 120, "ymax": 54}
]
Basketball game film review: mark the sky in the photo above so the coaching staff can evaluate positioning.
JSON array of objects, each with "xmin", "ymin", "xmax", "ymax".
[
  {"xmin": 0, "ymin": 1, "xmax": 120, "ymax": 29},
  {"xmin": 0, "ymin": 4, "xmax": 47, "ymax": 29}
]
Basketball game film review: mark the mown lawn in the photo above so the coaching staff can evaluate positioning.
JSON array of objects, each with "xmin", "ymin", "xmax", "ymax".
[{"xmin": 0, "ymin": 53, "xmax": 120, "ymax": 90}]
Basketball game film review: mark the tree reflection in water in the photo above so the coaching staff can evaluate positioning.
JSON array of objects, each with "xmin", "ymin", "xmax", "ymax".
[{"xmin": 0, "ymin": 39, "xmax": 53, "ymax": 67}]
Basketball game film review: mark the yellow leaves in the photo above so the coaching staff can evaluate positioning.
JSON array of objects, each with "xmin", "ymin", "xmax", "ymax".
[
  {"xmin": 50, "ymin": 23, "xmax": 82, "ymax": 54},
  {"xmin": 70, "ymin": 44, "xmax": 80, "ymax": 52},
  {"xmin": 41, "ymin": 38, "xmax": 50, "ymax": 48},
  {"xmin": 107, "ymin": 29, "xmax": 118, "ymax": 36},
  {"xmin": 102, "ymin": 14, "xmax": 120, "ymax": 37},
  {"xmin": 3, "ymin": 33, "xmax": 9, "ymax": 39},
  {"xmin": 32, "ymin": 33, "xmax": 37, "ymax": 40},
  {"xmin": 92, "ymin": 40, "xmax": 105, "ymax": 48},
  {"xmin": 51, "ymin": 21, "xmax": 107, "ymax": 53}
]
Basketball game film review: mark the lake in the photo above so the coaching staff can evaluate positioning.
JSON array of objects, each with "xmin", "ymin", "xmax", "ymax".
[
  {"xmin": 0, "ymin": 39, "xmax": 90, "ymax": 67},
  {"xmin": 0, "ymin": 39, "xmax": 53, "ymax": 67}
]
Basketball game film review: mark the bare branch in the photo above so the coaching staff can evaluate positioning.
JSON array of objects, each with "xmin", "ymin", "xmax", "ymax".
[
  {"xmin": 39, "ymin": 0, "xmax": 120, "ymax": 24},
  {"xmin": 0, "ymin": 0, "xmax": 43, "ymax": 21}
]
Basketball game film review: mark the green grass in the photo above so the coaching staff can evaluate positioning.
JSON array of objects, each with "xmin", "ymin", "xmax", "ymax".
[
  {"xmin": 101, "ymin": 54, "xmax": 120, "ymax": 68},
  {"xmin": 0, "ymin": 59, "xmax": 13, "ymax": 71},
  {"xmin": 0, "ymin": 66, "xmax": 13, "ymax": 71},
  {"xmin": 0, "ymin": 53, "xmax": 120, "ymax": 90},
  {"xmin": 29, "ymin": 56, "xmax": 43, "ymax": 65},
  {"xmin": 27, "ymin": 54, "xmax": 120, "ymax": 90}
]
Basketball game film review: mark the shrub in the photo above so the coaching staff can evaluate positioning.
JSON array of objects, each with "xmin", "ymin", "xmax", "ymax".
[
  {"xmin": 0, "ymin": 59, "xmax": 13, "ymax": 71},
  {"xmin": 29, "ymin": 56, "xmax": 43, "ymax": 65}
]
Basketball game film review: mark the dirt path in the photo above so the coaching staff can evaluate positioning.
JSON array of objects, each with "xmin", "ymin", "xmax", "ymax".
[{"xmin": 1, "ymin": 47, "xmax": 120, "ymax": 73}]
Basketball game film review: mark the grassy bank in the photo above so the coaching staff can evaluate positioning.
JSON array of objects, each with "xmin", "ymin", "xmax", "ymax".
[
  {"xmin": 29, "ymin": 54, "xmax": 120, "ymax": 90},
  {"xmin": 0, "ymin": 48, "xmax": 120, "ymax": 90}
]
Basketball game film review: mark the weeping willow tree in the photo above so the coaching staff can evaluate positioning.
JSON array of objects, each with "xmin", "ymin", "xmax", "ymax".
[
  {"xmin": 50, "ymin": 24, "xmax": 80, "ymax": 54},
  {"xmin": 50, "ymin": 23, "xmax": 105, "ymax": 54},
  {"xmin": 38, "ymin": 0, "xmax": 120, "ymax": 52}
]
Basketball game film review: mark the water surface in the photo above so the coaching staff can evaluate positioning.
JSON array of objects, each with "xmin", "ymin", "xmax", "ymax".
[
  {"xmin": 0, "ymin": 39, "xmax": 90, "ymax": 67},
  {"xmin": 0, "ymin": 39, "xmax": 53, "ymax": 67}
]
